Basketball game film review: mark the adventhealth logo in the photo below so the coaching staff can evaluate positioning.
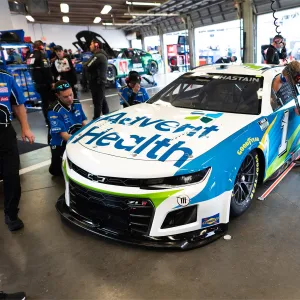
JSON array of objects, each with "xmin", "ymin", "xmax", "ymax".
[{"xmin": 72, "ymin": 112, "xmax": 220, "ymax": 168}]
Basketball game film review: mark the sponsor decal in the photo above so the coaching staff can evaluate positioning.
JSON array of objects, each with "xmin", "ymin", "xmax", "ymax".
[
  {"xmin": 185, "ymin": 111, "xmax": 223, "ymax": 123},
  {"xmin": 218, "ymin": 75, "xmax": 260, "ymax": 83},
  {"xmin": 51, "ymin": 127, "xmax": 62, "ymax": 132},
  {"xmin": 258, "ymin": 118, "xmax": 269, "ymax": 131},
  {"xmin": 51, "ymin": 120, "xmax": 58, "ymax": 126},
  {"xmin": 237, "ymin": 137, "xmax": 259, "ymax": 155},
  {"xmin": 177, "ymin": 195, "xmax": 190, "ymax": 207},
  {"xmin": 0, "ymin": 87, "xmax": 8, "ymax": 93},
  {"xmin": 50, "ymin": 115, "xmax": 58, "ymax": 119},
  {"xmin": 202, "ymin": 213, "xmax": 220, "ymax": 228},
  {"xmin": 119, "ymin": 61, "xmax": 128, "ymax": 74},
  {"xmin": 87, "ymin": 173, "xmax": 106, "ymax": 183},
  {"xmin": 75, "ymin": 110, "xmax": 81, "ymax": 117},
  {"xmin": 0, "ymin": 96, "xmax": 8, "ymax": 101},
  {"xmin": 72, "ymin": 112, "xmax": 220, "ymax": 168},
  {"xmin": 0, "ymin": 83, "xmax": 7, "ymax": 87},
  {"xmin": 63, "ymin": 114, "xmax": 70, "ymax": 123}
]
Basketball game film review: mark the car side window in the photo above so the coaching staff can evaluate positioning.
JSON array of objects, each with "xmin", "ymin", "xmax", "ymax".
[{"xmin": 270, "ymin": 74, "xmax": 295, "ymax": 111}]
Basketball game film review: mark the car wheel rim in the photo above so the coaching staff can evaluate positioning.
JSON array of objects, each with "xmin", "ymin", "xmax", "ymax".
[
  {"xmin": 232, "ymin": 154, "xmax": 256, "ymax": 206},
  {"xmin": 150, "ymin": 63, "xmax": 157, "ymax": 74},
  {"xmin": 107, "ymin": 67, "xmax": 115, "ymax": 81}
]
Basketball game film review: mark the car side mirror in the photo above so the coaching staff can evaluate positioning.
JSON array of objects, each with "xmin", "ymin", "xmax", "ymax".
[{"xmin": 257, "ymin": 88, "xmax": 263, "ymax": 100}]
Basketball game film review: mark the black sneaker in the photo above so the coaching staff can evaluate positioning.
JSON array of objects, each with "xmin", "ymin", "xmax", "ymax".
[
  {"xmin": 4, "ymin": 216, "xmax": 24, "ymax": 231},
  {"xmin": 0, "ymin": 291, "xmax": 26, "ymax": 300}
]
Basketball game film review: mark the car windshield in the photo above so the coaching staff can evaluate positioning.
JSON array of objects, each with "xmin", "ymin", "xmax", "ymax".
[{"xmin": 148, "ymin": 73, "xmax": 263, "ymax": 115}]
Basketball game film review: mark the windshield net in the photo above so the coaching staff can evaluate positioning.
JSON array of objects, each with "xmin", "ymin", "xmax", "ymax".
[{"xmin": 149, "ymin": 74, "xmax": 263, "ymax": 115}]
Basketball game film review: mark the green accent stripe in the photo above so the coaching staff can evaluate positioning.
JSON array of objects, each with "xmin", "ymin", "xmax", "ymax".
[
  {"xmin": 68, "ymin": 175, "xmax": 182, "ymax": 208},
  {"xmin": 63, "ymin": 160, "xmax": 69, "ymax": 182},
  {"xmin": 185, "ymin": 116, "xmax": 200, "ymax": 120},
  {"xmin": 266, "ymin": 126, "xmax": 300, "ymax": 179}
]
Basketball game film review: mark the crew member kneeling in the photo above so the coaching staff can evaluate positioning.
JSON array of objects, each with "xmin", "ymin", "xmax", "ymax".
[
  {"xmin": 120, "ymin": 71, "xmax": 150, "ymax": 108},
  {"xmin": 48, "ymin": 80, "xmax": 87, "ymax": 176}
]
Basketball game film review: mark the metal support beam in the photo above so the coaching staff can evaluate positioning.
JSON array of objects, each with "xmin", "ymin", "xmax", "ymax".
[
  {"xmin": 186, "ymin": 15, "xmax": 196, "ymax": 69},
  {"xmin": 141, "ymin": 35, "xmax": 146, "ymax": 51},
  {"xmin": 158, "ymin": 26, "xmax": 166, "ymax": 74},
  {"xmin": 241, "ymin": 0, "xmax": 256, "ymax": 63}
]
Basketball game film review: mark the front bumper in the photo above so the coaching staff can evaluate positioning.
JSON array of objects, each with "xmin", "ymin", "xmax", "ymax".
[{"xmin": 56, "ymin": 194, "xmax": 228, "ymax": 250}]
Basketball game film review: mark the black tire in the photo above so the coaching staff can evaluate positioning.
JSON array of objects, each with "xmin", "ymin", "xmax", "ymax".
[
  {"xmin": 147, "ymin": 60, "xmax": 158, "ymax": 75},
  {"xmin": 107, "ymin": 64, "xmax": 117, "ymax": 84},
  {"xmin": 230, "ymin": 150, "xmax": 259, "ymax": 217}
]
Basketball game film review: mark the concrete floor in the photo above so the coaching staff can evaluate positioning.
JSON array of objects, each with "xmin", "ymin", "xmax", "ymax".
[{"xmin": 1, "ymin": 73, "xmax": 300, "ymax": 299}]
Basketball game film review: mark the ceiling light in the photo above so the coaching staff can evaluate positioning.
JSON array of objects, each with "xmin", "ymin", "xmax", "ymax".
[
  {"xmin": 126, "ymin": 1, "xmax": 161, "ymax": 6},
  {"xmin": 14, "ymin": 1, "xmax": 18, "ymax": 4},
  {"xmin": 62, "ymin": 16, "xmax": 69, "ymax": 23},
  {"xmin": 125, "ymin": 12, "xmax": 179, "ymax": 16},
  {"xmin": 103, "ymin": 22, "xmax": 152, "ymax": 26},
  {"xmin": 132, "ymin": 16, "xmax": 137, "ymax": 18},
  {"xmin": 101, "ymin": 5, "xmax": 112, "ymax": 14},
  {"xmin": 60, "ymin": 3, "xmax": 69, "ymax": 13},
  {"xmin": 26, "ymin": 15, "xmax": 35, "ymax": 22},
  {"xmin": 93, "ymin": 17, "xmax": 102, "ymax": 23}
]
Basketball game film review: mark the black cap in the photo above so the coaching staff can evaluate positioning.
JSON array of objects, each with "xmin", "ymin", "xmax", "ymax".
[
  {"xmin": 128, "ymin": 71, "xmax": 141, "ymax": 83},
  {"xmin": 54, "ymin": 45, "xmax": 63, "ymax": 51}
]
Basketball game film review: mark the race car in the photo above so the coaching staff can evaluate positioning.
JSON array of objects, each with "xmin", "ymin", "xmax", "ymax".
[
  {"xmin": 107, "ymin": 48, "xmax": 159, "ymax": 83},
  {"xmin": 72, "ymin": 31, "xmax": 159, "ymax": 84},
  {"xmin": 56, "ymin": 63, "xmax": 300, "ymax": 250}
]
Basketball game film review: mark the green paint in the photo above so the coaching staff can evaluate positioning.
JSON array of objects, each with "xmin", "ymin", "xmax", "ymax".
[
  {"xmin": 68, "ymin": 175, "xmax": 182, "ymax": 208},
  {"xmin": 244, "ymin": 64, "xmax": 264, "ymax": 70},
  {"xmin": 63, "ymin": 160, "xmax": 69, "ymax": 182},
  {"xmin": 185, "ymin": 116, "xmax": 200, "ymax": 120},
  {"xmin": 266, "ymin": 126, "xmax": 300, "ymax": 179},
  {"xmin": 200, "ymin": 116, "xmax": 213, "ymax": 123}
]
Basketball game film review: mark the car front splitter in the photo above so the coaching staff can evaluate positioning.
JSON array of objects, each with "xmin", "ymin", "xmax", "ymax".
[{"xmin": 56, "ymin": 194, "xmax": 228, "ymax": 250}]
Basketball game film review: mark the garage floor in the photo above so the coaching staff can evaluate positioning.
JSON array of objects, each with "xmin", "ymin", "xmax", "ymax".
[{"xmin": 1, "ymin": 73, "xmax": 300, "ymax": 299}]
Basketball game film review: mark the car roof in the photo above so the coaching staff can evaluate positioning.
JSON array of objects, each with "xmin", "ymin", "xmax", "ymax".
[{"xmin": 191, "ymin": 63, "xmax": 284, "ymax": 77}]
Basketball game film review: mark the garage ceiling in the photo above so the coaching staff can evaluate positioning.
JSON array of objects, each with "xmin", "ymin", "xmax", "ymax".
[
  {"xmin": 8, "ymin": 0, "xmax": 300, "ymax": 35},
  {"xmin": 8, "ymin": 0, "xmax": 164, "ymax": 25}
]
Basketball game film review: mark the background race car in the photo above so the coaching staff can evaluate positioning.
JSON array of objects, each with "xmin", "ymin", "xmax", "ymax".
[{"xmin": 72, "ymin": 31, "xmax": 159, "ymax": 85}]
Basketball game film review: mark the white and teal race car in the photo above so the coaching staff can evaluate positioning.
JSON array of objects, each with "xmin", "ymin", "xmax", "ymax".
[{"xmin": 56, "ymin": 64, "xmax": 300, "ymax": 249}]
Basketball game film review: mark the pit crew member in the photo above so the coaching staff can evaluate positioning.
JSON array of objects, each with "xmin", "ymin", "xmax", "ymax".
[
  {"xmin": 119, "ymin": 71, "xmax": 150, "ymax": 108},
  {"xmin": 85, "ymin": 39, "xmax": 109, "ymax": 119},
  {"xmin": 0, "ymin": 69, "xmax": 35, "ymax": 231},
  {"xmin": 265, "ymin": 35, "xmax": 287, "ymax": 65},
  {"xmin": 214, "ymin": 55, "xmax": 237, "ymax": 64},
  {"xmin": 52, "ymin": 45, "xmax": 78, "ymax": 99},
  {"xmin": 47, "ymin": 80, "xmax": 87, "ymax": 176},
  {"xmin": 27, "ymin": 40, "xmax": 55, "ymax": 125}
]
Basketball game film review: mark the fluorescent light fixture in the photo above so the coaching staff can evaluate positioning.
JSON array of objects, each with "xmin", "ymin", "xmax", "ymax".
[
  {"xmin": 126, "ymin": 1, "xmax": 161, "ymax": 6},
  {"xmin": 103, "ymin": 22, "xmax": 152, "ymax": 26},
  {"xmin": 14, "ymin": 1, "xmax": 18, "ymax": 4},
  {"xmin": 62, "ymin": 16, "xmax": 69, "ymax": 23},
  {"xmin": 26, "ymin": 15, "xmax": 35, "ymax": 22},
  {"xmin": 60, "ymin": 3, "xmax": 69, "ymax": 13},
  {"xmin": 101, "ymin": 5, "xmax": 112, "ymax": 14},
  {"xmin": 93, "ymin": 17, "xmax": 102, "ymax": 23},
  {"xmin": 125, "ymin": 12, "xmax": 179, "ymax": 16}
]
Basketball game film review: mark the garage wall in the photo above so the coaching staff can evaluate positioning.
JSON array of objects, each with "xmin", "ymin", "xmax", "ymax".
[
  {"xmin": 10, "ymin": 14, "xmax": 29, "ymax": 34},
  {"xmin": 27, "ymin": 23, "xmax": 130, "ymax": 50}
]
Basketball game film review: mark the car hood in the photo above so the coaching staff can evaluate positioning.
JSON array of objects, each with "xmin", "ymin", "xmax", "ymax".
[{"xmin": 67, "ymin": 102, "xmax": 259, "ymax": 175}]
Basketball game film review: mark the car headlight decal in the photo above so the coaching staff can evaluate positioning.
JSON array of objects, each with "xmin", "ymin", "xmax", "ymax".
[{"xmin": 141, "ymin": 167, "xmax": 211, "ymax": 189}]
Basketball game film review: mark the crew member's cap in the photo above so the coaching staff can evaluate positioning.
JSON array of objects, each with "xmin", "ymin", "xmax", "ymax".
[
  {"xmin": 55, "ymin": 80, "xmax": 71, "ymax": 92},
  {"xmin": 128, "ymin": 71, "xmax": 141, "ymax": 83},
  {"xmin": 232, "ymin": 55, "xmax": 237, "ymax": 62},
  {"xmin": 49, "ymin": 42, "xmax": 56, "ymax": 48}
]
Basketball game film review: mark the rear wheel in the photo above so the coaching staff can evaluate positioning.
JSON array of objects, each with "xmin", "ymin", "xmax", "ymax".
[
  {"xmin": 230, "ymin": 150, "xmax": 259, "ymax": 217},
  {"xmin": 148, "ymin": 60, "xmax": 158, "ymax": 75}
]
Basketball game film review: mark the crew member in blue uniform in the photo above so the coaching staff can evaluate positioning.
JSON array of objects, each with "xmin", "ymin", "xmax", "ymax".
[
  {"xmin": 0, "ymin": 69, "xmax": 35, "ymax": 231},
  {"xmin": 119, "ymin": 71, "xmax": 150, "ymax": 108},
  {"xmin": 48, "ymin": 80, "xmax": 87, "ymax": 176}
]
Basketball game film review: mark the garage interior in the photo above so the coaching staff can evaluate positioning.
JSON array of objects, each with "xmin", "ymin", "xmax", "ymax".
[{"xmin": 1, "ymin": 0, "xmax": 300, "ymax": 299}]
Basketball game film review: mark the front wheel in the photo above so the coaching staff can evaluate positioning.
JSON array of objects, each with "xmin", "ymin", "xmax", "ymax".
[
  {"xmin": 107, "ymin": 64, "xmax": 117, "ymax": 84},
  {"xmin": 230, "ymin": 150, "xmax": 259, "ymax": 217}
]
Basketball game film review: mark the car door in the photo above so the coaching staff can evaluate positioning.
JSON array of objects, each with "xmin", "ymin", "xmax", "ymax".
[{"xmin": 264, "ymin": 76, "xmax": 300, "ymax": 179}]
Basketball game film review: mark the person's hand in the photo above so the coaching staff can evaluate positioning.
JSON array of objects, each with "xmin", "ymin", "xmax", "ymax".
[
  {"xmin": 22, "ymin": 128, "xmax": 35, "ymax": 144},
  {"xmin": 133, "ymin": 83, "xmax": 140, "ymax": 94},
  {"xmin": 295, "ymin": 107, "xmax": 300, "ymax": 116}
]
